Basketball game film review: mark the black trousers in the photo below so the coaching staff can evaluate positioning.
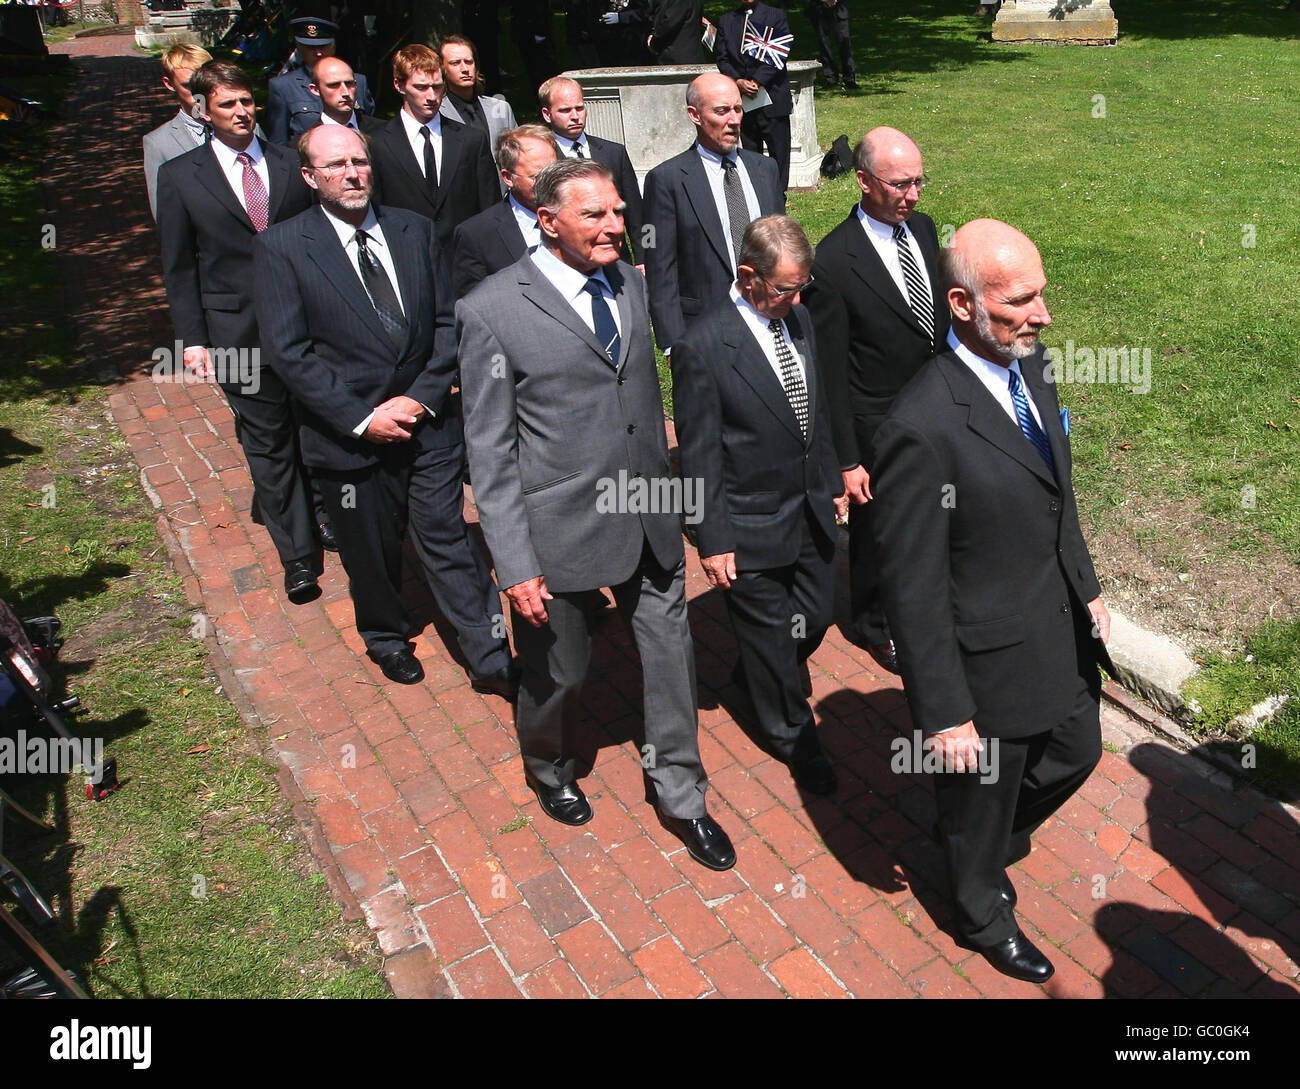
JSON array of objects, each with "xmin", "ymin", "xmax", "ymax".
[
  {"xmin": 812, "ymin": 1, "xmax": 855, "ymax": 83},
  {"xmin": 740, "ymin": 108, "xmax": 791, "ymax": 192},
  {"xmin": 315, "ymin": 411, "xmax": 510, "ymax": 674},
  {"xmin": 725, "ymin": 508, "xmax": 835, "ymax": 760},
  {"xmin": 222, "ymin": 365, "xmax": 317, "ymax": 568},
  {"xmin": 934, "ymin": 648, "xmax": 1103, "ymax": 947},
  {"xmin": 847, "ymin": 491, "xmax": 888, "ymax": 644}
]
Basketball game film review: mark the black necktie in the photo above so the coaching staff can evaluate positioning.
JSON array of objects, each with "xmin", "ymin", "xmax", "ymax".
[
  {"xmin": 583, "ymin": 278, "xmax": 620, "ymax": 364},
  {"xmin": 893, "ymin": 222, "xmax": 935, "ymax": 347},
  {"xmin": 573, "ymin": 141, "xmax": 587, "ymax": 159},
  {"xmin": 721, "ymin": 156, "xmax": 750, "ymax": 266},
  {"xmin": 769, "ymin": 319, "xmax": 808, "ymax": 438},
  {"xmin": 419, "ymin": 125, "xmax": 439, "ymax": 195},
  {"xmin": 354, "ymin": 230, "xmax": 408, "ymax": 352}
]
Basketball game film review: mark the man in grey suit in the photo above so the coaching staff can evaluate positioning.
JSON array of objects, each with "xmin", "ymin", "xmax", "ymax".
[
  {"xmin": 438, "ymin": 34, "xmax": 517, "ymax": 183},
  {"xmin": 643, "ymin": 72, "xmax": 785, "ymax": 353},
  {"xmin": 457, "ymin": 158, "xmax": 736, "ymax": 871},
  {"xmin": 142, "ymin": 42, "xmax": 212, "ymax": 221}
]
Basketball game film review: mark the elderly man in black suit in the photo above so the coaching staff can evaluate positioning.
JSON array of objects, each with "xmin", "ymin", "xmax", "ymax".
[
  {"xmin": 673, "ymin": 216, "xmax": 845, "ymax": 795},
  {"xmin": 872, "ymin": 218, "xmax": 1112, "ymax": 983},
  {"xmin": 457, "ymin": 158, "xmax": 735, "ymax": 871},
  {"xmin": 715, "ymin": 1, "xmax": 794, "ymax": 191},
  {"xmin": 538, "ymin": 77, "xmax": 645, "ymax": 265},
  {"xmin": 643, "ymin": 72, "xmax": 785, "ymax": 354},
  {"xmin": 451, "ymin": 125, "xmax": 558, "ymax": 299},
  {"xmin": 252, "ymin": 125, "xmax": 515, "ymax": 695},
  {"xmin": 803, "ymin": 126, "xmax": 946, "ymax": 674},
  {"xmin": 155, "ymin": 60, "xmax": 320, "ymax": 603},
  {"xmin": 368, "ymin": 43, "xmax": 499, "ymax": 255}
]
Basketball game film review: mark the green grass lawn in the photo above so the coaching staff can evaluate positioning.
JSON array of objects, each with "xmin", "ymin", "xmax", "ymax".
[{"xmin": 0, "ymin": 81, "xmax": 388, "ymax": 997}]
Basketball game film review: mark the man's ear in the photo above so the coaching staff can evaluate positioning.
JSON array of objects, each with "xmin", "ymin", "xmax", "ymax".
[
  {"xmin": 162, "ymin": 74, "xmax": 176, "ymax": 94},
  {"xmin": 301, "ymin": 166, "xmax": 320, "ymax": 192},
  {"xmin": 309, "ymin": 83, "xmax": 321, "ymax": 98},
  {"xmin": 948, "ymin": 285, "xmax": 974, "ymax": 323},
  {"xmin": 536, "ymin": 205, "xmax": 557, "ymax": 240},
  {"xmin": 686, "ymin": 105, "xmax": 701, "ymax": 127},
  {"xmin": 540, "ymin": 106, "xmax": 553, "ymax": 126}
]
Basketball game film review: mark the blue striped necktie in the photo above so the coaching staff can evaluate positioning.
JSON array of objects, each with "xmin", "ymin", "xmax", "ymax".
[{"xmin": 1008, "ymin": 367, "xmax": 1055, "ymax": 476}]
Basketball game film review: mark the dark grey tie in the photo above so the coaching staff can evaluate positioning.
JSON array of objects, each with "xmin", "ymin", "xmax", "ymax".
[
  {"xmin": 419, "ymin": 125, "xmax": 439, "ymax": 195},
  {"xmin": 721, "ymin": 156, "xmax": 751, "ymax": 265},
  {"xmin": 573, "ymin": 141, "xmax": 587, "ymax": 159},
  {"xmin": 893, "ymin": 222, "xmax": 935, "ymax": 347},
  {"xmin": 354, "ymin": 230, "xmax": 408, "ymax": 352},
  {"xmin": 769, "ymin": 318, "xmax": 808, "ymax": 438}
]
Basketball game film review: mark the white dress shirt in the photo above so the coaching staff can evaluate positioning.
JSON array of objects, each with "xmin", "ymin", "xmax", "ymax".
[
  {"xmin": 508, "ymin": 194, "xmax": 541, "ymax": 251},
  {"xmin": 730, "ymin": 285, "xmax": 806, "ymax": 389},
  {"xmin": 399, "ymin": 108, "xmax": 442, "ymax": 182},
  {"xmin": 532, "ymin": 246, "xmax": 622, "ymax": 339},
  {"xmin": 857, "ymin": 205, "xmax": 928, "ymax": 304},
  {"xmin": 321, "ymin": 205, "xmax": 414, "ymax": 435},
  {"xmin": 553, "ymin": 132, "xmax": 592, "ymax": 160},
  {"xmin": 175, "ymin": 107, "xmax": 208, "ymax": 145},
  {"xmin": 697, "ymin": 143, "xmax": 760, "ymax": 273},
  {"xmin": 209, "ymin": 135, "xmax": 269, "ymax": 214},
  {"xmin": 320, "ymin": 111, "xmax": 360, "ymax": 130},
  {"xmin": 947, "ymin": 328, "xmax": 1046, "ymax": 432}
]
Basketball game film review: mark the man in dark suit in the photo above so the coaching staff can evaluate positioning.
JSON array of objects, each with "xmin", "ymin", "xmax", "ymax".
[
  {"xmin": 806, "ymin": 0, "xmax": 856, "ymax": 90},
  {"xmin": 871, "ymin": 218, "xmax": 1112, "ymax": 983},
  {"xmin": 307, "ymin": 57, "xmax": 385, "ymax": 135},
  {"xmin": 647, "ymin": 0, "xmax": 708, "ymax": 63},
  {"xmin": 451, "ymin": 124, "xmax": 558, "ymax": 299},
  {"xmin": 368, "ymin": 43, "xmax": 499, "ymax": 256},
  {"xmin": 253, "ymin": 125, "xmax": 515, "ymax": 694},
  {"xmin": 266, "ymin": 16, "xmax": 374, "ymax": 146},
  {"xmin": 715, "ymin": 2, "xmax": 794, "ymax": 191},
  {"xmin": 803, "ymin": 127, "xmax": 946, "ymax": 674},
  {"xmin": 673, "ymin": 216, "xmax": 845, "ymax": 794},
  {"xmin": 156, "ymin": 60, "xmax": 320, "ymax": 604},
  {"xmin": 458, "ymin": 158, "xmax": 736, "ymax": 871},
  {"xmin": 643, "ymin": 72, "xmax": 785, "ymax": 353},
  {"xmin": 538, "ymin": 76, "xmax": 645, "ymax": 265},
  {"xmin": 143, "ymin": 42, "xmax": 212, "ymax": 221}
]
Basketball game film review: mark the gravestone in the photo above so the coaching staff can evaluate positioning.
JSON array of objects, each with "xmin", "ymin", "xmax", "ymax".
[{"xmin": 993, "ymin": 0, "xmax": 1118, "ymax": 45}]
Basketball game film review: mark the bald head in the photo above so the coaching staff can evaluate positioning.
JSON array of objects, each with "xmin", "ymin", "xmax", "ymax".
[
  {"xmin": 854, "ymin": 126, "xmax": 925, "ymax": 225},
  {"xmin": 310, "ymin": 56, "xmax": 358, "ymax": 122},
  {"xmin": 943, "ymin": 219, "xmax": 1052, "ymax": 365},
  {"xmin": 687, "ymin": 73, "xmax": 743, "ymax": 156}
]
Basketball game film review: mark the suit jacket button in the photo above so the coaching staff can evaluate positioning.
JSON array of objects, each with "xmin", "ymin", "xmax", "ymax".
[
  {"xmin": 627, "ymin": 424, "xmax": 636, "ymax": 434},
  {"xmin": 1049, "ymin": 500, "xmax": 1060, "ymax": 512},
  {"xmin": 1060, "ymin": 603, "xmax": 1070, "ymax": 614},
  {"xmin": 617, "ymin": 375, "xmax": 625, "ymax": 385}
]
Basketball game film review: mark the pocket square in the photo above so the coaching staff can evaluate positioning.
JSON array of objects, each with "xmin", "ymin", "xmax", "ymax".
[{"xmin": 1060, "ymin": 406, "xmax": 1070, "ymax": 436}]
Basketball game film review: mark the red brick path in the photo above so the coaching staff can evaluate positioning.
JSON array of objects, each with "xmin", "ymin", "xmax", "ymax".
[{"xmin": 45, "ymin": 39, "xmax": 1300, "ymax": 999}]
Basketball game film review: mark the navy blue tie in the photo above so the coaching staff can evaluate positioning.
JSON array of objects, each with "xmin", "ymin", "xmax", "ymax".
[
  {"xmin": 1008, "ymin": 368, "xmax": 1055, "ymax": 476},
  {"xmin": 583, "ymin": 278, "xmax": 620, "ymax": 364}
]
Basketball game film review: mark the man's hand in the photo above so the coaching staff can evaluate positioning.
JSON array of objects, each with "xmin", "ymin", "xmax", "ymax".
[
  {"xmin": 183, "ymin": 346, "xmax": 212, "ymax": 380},
  {"xmin": 1087, "ymin": 597, "xmax": 1111, "ymax": 644},
  {"xmin": 646, "ymin": 34, "xmax": 656, "ymax": 52},
  {"xmin": 507, "ymin": 575, "xmax": 553, "ymax": 627},
  {"xmin": 635, "ymin": 263, "xmax": 646, "ymax": 275},
  {"xmin": 833, "ymin": 492, "xmax": 849, "ymax": 525},
  {"xmin": 737, "ymin": 78, "xmax": 760, "ymax": 98},
  {"xmin": 924, "ymin": 721, "xmax": 984, "ymax": 773},
  {"xmin": 376, "ymin": 394, "xmax": 427, "ymax": 422},
  {"xmin": 701, "ymin": 552, "xmax": 737, "ymax": 590},
  {"xmin": 363, "ymin": 401, "xmax": 421, "ymax": 443},
  {"xmin": 842, "ymin": 464, "xmax": 872, "ymax": 504}
]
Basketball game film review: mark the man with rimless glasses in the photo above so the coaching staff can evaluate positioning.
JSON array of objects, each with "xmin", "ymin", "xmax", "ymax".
[{"xmin": 804, "ymin": 126, "xmax": 948, "ymax": 677}]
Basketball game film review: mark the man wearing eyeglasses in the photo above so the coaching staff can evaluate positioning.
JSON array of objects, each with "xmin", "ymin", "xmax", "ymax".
[
  {"xmin": 803, "ymin": 126, "xmax": 948, "ymax": 676},
  {"xmin": 673, "ymin": 215, "xmax": 847, "ymax": 795},
  {"xmin": 253, "ymin": 125, "xmax": 515, "ymax": 695}
]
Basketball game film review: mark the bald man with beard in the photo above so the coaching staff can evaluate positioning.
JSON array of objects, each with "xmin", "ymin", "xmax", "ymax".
[{"xmin": 870, "ymin": 218, "xmax": 1113, "ymax": 983}]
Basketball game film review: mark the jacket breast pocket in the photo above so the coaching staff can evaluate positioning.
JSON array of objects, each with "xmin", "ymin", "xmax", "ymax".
[
  {"xmin": 955, "ymin": 614, "xmax": 1024, "ymax": 653},
  {"xmin": 202, "ymin": 292, "xmax": 242, "ymax": 312}
]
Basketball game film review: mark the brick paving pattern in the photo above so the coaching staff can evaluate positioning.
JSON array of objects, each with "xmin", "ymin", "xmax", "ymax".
[{"xmin": 39, "ymin": 38, "xmax": 1300, "ymax": 998}]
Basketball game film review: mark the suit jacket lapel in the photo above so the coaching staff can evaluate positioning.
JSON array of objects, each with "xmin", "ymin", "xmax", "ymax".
[
  {"xmin": 384, "ymin": 117, "xmax": 435, "ymax": 211},
  {"xmin": 518, "ymin": 256, "xmax": 619, "ymax": 369},
  {"xmin": 1021, "ymin": 349, "xmax": 1069, "ymax": 483},
  {"xmin": 165, "ymin": 115, "xmax": 196, "ymax": 161},
  {"xmin": 263, "ymin": 144, "xmax": 295, "ymax": 222},
  {"xmin": 303, "ymin": 207, "xmax": 393, "ymax": 349},
  {"xmin": 943, "ymin": 353, "xmax": 1058, "ymax": 490},
  {"xmin": 785, "ymin": 307, "xmax": 816, "ymax": 448},
  {"xmin": 728, "ymin": 305, "xmax": 804, "ymax": 442},
  {"xmin": 378, "ymin": 208, "xmax": 420, "ymax": 356},
  {"xmin": 496, "ymin": 202, "xmax": 528, "ymax": 262},
  {"xmin": 194, "ymin": 144, "xmax": 255, "ymax": 232},
  {"xmin": 681, "ymin": 148, "xmax": 733, "ymax": 272},
  {"xmin": 845, "ymin": 209, "xmax": 926, "ymax": 335},
  {"xmin": 608, "ymin": 263, "xmax": 633, "ymax": 371},
  {"xmin": 434, "ymin": 118, "xmax": 466, "ymax": 213}
]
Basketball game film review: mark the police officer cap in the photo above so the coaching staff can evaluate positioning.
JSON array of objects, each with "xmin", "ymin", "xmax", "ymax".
[{"xmin": 290, "ymin": 16, "xmax": 337, "ymax": 46}]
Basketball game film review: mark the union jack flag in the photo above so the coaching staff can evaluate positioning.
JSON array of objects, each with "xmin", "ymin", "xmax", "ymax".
[{"xmin": 741, "ymin": 21, "xmax": 793, "ymax": 69}]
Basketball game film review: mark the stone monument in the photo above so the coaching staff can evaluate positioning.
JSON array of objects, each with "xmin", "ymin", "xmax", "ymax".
[
  {"xmin": 993, "ymin": 0, "xmax": 1118, "ymax": 45},
  {"xmin": 563, "ymin": 59, "xmax": 824, "ymax": 190}
]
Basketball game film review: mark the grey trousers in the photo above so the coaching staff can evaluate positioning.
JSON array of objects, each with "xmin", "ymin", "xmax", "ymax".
[{"xmin": 513, "ymin": 541, "xmax": 707, "ymax": 819}]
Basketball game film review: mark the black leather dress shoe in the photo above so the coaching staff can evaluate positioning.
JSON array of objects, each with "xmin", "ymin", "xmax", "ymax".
[
  {"xmin": 527, "ymin": 778, "xmax": 593, "ymax": 826},
  {"xmin": 978, "ymin": 928, "xmax": 1054, "ymax": 983},
  {"xmin": 376, "ymin": 648, "xmax": 424, "ymax": 685},
  {"xmin": 283, "ymin": 558, "xmax": 320, "ymax": 604},
  {"xmin": 790, "ymin": 727, "xmax": 837, "ymax": 796},
  {"xmin": 317, "ymin": 520, "xmax": 339, "ymax": 553},
  {"xmin": 865, "ymin": 639, "xmax": 900, "ymax": 674},
  {"xmin": 1001, "ymin": 873, "xmax": 1018, "ymax": 908},
  {"xmin": 471, "ymin": 663, "xmax": 520, "ymax": 700},
  {"xmin": 659, "ymin": 813, "xmax": 736, "ymax": 871}
]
